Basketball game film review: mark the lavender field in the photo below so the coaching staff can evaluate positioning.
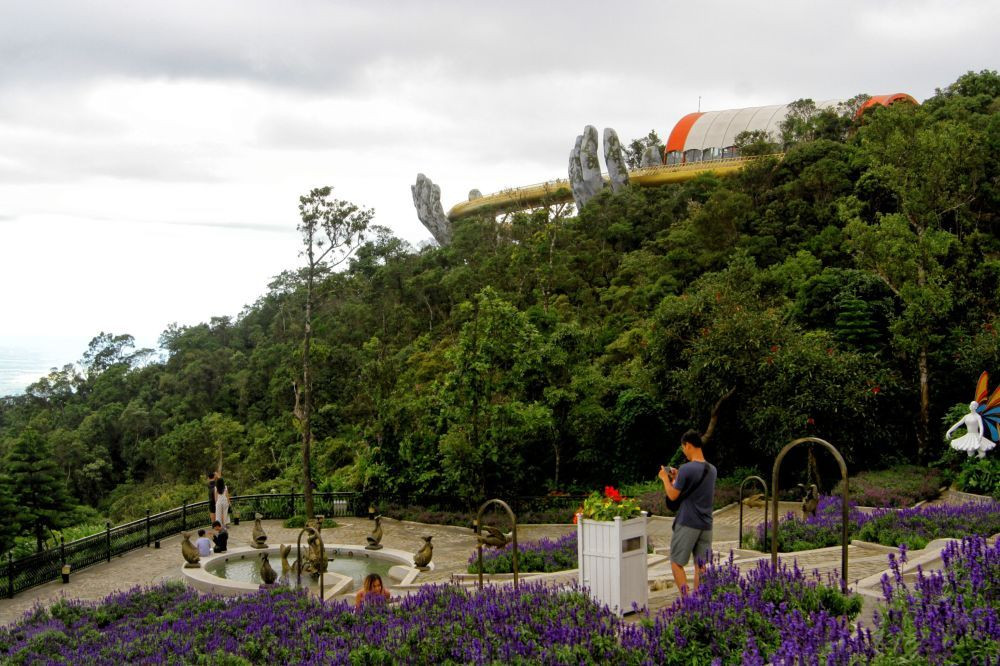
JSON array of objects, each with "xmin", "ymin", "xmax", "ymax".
[{"xmin": 2, "ymin": 536, "xmax": 997, "ymax": 664}]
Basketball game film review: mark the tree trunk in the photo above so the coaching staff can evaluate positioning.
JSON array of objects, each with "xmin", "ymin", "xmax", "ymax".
[
  {"xmin": 917, "ymin": 346, "xmax": 930, "ymax": 464},
  {"xmin": 702, "ymin": 387, "xmax": 735, "ymax": 444},
  {"xmin": 302, "ymin": 246, "xmax": 316, "ymax": 520},
  {"xmin": 553, "ymin": 442, "xmax": 560, "ymax": 491}
]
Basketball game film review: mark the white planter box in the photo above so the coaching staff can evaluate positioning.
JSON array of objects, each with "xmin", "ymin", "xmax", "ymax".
[{"xmin": 577, "ymin": 512, "xmax": 648, "ymax": 615}]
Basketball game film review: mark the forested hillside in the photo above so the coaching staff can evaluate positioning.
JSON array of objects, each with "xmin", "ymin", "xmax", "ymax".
[{"xmin": 1, "ymin": 71, "xmax": 998, "ymax": 550}]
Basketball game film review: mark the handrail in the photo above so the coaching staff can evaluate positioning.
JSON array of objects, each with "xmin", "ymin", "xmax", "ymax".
[
  {"xmin": 446, "ymin": 153, "xmax": 785, "ymax": 220},
  {"xmin": 3, "ymin": 491, "xmax": 361, "ymax": 599}
]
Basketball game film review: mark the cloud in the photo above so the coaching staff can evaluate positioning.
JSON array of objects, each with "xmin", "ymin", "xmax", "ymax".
[{"xmin": 0, "ymin": 0, "xmax": 996, "ymax": 392}]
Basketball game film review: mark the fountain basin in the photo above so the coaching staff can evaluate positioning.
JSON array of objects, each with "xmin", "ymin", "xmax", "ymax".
[{"xmin": 182, "ymin": 544, "xmax": 430, "ymax": 601}]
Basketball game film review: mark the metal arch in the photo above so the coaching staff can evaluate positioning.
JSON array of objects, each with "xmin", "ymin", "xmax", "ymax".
[
  {"xmin": 770, "ymin": 437, "xmax": 850, "ymax": 586},
  {"xmin": 475, "ymin": 499, "xmax": 519, "ymax": 590},
  {"xmin": 738, "ymin": 476, "xmax": 768, "ymax": 547}
]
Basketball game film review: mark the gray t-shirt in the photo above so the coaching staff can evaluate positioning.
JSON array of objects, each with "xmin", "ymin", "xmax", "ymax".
[{"xmin": 674, "ymin": 461, "xmax": 717, "ymax": 530}]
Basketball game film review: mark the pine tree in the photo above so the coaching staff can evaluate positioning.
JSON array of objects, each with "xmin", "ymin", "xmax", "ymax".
[
  {"xmin": 7, "ymin": 429, "xmax": 72, "ymax": 553},
  {"xmin": 0, "ymin": 473, "xmax": 19, "ymax": 555}
]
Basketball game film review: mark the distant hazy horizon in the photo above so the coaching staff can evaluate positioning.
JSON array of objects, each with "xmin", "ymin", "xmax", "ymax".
[{"xmin": 0, "ymin": 334, "xmax": 159, "ymax": 397}]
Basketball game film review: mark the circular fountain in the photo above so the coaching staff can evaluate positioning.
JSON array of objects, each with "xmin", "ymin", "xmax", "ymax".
[{"xmin": 182, "ymin": 544, "xmax": 429, "ymax": 600}]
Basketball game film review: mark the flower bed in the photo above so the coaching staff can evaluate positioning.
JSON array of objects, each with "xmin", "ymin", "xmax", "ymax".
[
  {"xmin": 747, "ymin": 497, "xmax": 1000, "ymax": 552},
  {"xmin": 744, "ymin": 496, "xmax": 868, "ymax": 551},
  {"xmin": 467, "ymin": 532, "xmax": 577, "ymax": 574},
  {"xmin": 833, "ymin": 464, "xmax": 943, "ymax": 507},
  {"xmin": 856, "ymin": 500, "xmax": 1000, "ymax": 549},
  {"xmin": 623, "ymin": 555, "xmax": 867, "ymax": 664},
  {"xmin": 872, "ymin": 536, "xmax": 999, "ymax": 664},
  {"xmin": 3, "ymin": 538, "xmax": 996, "ymax": 664}
]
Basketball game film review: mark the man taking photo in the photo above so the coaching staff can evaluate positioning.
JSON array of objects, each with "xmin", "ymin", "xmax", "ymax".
[{"xmin": 658, "ymin": 429, "xmax": 716, "ymax": 596}]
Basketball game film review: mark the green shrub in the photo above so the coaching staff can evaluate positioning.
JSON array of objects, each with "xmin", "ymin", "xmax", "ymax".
[
  {"xmin": 956, "ymin": 456, "xmax": 1000, "ymax": 498},
  {"xmin": 282, "ymin": 515, "xmax": 338, "ymax": 529},
  {"xmin": 833, "ymin": 465, "xmax": 942, "ymax": 507}
]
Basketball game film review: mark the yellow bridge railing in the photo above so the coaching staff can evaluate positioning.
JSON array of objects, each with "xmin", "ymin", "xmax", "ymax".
[{"xmin": 446, "ymin": 154, "xmax": 784, "ymax": 221}]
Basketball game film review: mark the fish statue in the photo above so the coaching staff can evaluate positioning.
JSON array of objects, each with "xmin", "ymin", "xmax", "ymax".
[
  {"xmin": 305, "ymin": 529, "xmax": 328, "ymax": 576},
  {"xmin": 413, "ymin": 535, "xmax": 433, "ymax": 569},
  {"xmin": 259, "ymin": 552, "xmax": 278, "ymax": 585},
  {"xmin": 797, "ymin": 483, "xmax": 820, "ymax": 518},
  {"xmin": 180, "ymin": 532, "xmax": 200, "ymax": 568},
  {"xmin": 251, "ymin": 513, "xmax": 267, "ymax": 549},
  {"xmin": 476, "ymin": 525, "xmax": 509, "ymax": 549},
  {"xmin": 365, "ymin": 515, "xmax": 383, "ymax": 550}
]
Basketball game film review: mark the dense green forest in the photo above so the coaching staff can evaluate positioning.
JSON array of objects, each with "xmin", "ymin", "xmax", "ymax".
[{"xmin": 1, "ymin": 71, "xmax": 999, "ymax": 552}]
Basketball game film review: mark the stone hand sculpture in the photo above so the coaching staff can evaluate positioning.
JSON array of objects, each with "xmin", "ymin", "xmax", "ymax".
[
  {"xmin": 603, "ymin": 128, "xmax": 629, "ymax": 192},
  {"xmin": 180, "ymin": 532, "xmax": 200, "ymax": 568},
  {"xmin": 947, "ymin": 372, "xmax": 999, "ymax": 458},
  {"xmin": 365, "ymin": 515, "xmax": 383, "ymax": 550},
  {"xmin": 259, "ymin": 552, "xmax": 278, "ymax": 586},
  {"xmin": 568, "ymin": 134, "xmax": 587, "ymax": 209},
  {"xmin": 568, "ymin": 125, "xmax": 634, "ymax": 209},
  {"xmin": 251, "ymin": 513, "xmax": 267, "ymax": 549},
  {"xmin": 578, "ymin": 126, "xmax": 604, "ymax": 203},
  {"xmin": 640, "ymin": 146, "xmax": 663, "ymax": 168},
  {"xmin": 476, "ymin": 524, "xmax": 509, "ymax": 549},
  {"xmin": 413, "ymin": 535, "xmax": 433, "ymax": 569},
  {"xmin": 797, "ymin": 484, "xmax": 820, "ymax": 518},
  {"xmin": 412, "ymin": 174, "xmax": 453, "ymax": 246}
]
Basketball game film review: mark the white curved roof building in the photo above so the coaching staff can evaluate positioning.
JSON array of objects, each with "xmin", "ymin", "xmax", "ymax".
[{"xmin": 663, "ymin": 93, "xmax": 916, "ymax": 164}]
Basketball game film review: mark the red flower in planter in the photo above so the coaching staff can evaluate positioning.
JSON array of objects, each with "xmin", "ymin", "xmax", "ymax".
[{"xmin": 604, "ymin": 486, "xmax": 623, "ymax": 502}]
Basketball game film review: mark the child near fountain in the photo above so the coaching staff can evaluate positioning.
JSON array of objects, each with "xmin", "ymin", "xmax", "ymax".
[
  {"xmin": 355, "ymin": 573, "xmax": 390, "ymax": 608},
  {"xmin": 195, "ymin": 529, "xmax": 213, "ymax": 557}
]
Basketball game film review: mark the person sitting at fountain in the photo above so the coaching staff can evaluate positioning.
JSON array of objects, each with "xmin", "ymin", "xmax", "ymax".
[
  {"xmin": 355, "ymin": 573, "xmax": 390, "ymax": 608},
  {"xmin": 195, "ymin": 528, "xmax": 213, "ymax": 557},
  {"xmin": 212, "ymin": 521, "xmax": 229, "ymax": 553}
]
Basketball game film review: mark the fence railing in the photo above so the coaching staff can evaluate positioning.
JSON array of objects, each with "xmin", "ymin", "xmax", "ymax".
[
  {"xmin": 3, "ymin": 492, "xmax": 361, "ymax": 599},
  {"xmin": 382, "ymin": 494, "xmax": 590, "ymax": 521}
]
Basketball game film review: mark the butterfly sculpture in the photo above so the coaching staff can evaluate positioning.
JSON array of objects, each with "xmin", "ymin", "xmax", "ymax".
[{"xmin": 946, "ymin": 371, "xmax": 1000, "ymax": 458}]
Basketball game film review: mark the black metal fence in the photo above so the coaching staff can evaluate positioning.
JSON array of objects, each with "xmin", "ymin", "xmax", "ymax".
[
  {"xmin": 3, "ymin": 492, "xmax": 361, "ymax": 599},
  {"xmin": 379, "ymin": 494, "xmax": 590, "ymax": 522}
]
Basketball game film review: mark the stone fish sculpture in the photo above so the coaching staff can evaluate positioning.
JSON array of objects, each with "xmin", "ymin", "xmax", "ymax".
[
  {"xmin": 251, "ymin": 513, "xmax": 267, "ymax": 549},
  {"xmin": 180, "ymin": 533, "xmax": 200, "ymax": 568},
  {"xmin": 365, "ymin": 515, "xmax": 383, "ymax": 550},
  {"xmin": 259, "ymin": 552, "xmax": 278, "ymax": 586},
  {"xmin": 413, "ymin": 535, "xmax": 433, "ymax": 569},
  {"xmin": 476, "ymin": 525, "xmax": 509, "ymax": 549}
]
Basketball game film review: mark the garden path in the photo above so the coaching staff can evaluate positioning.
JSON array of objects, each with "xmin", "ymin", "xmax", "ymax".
[
  {"xmin": 0, "ymin": 501, "xmax": 914, "ymax": 628},
  {"xmin": 0, "ymin": 517, "xmax": 574, "ymax": 626}
]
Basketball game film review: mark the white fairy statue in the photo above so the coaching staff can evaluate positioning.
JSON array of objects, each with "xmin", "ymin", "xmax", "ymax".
[{"xmin": 946, "ymin": 372, "xmax": 999, "ymax": 458}]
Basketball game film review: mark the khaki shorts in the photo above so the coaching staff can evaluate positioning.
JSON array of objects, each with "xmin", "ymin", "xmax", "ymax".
[{"xmin": 670, "ymin": 523, "xmax": 712, "ymax": 566}]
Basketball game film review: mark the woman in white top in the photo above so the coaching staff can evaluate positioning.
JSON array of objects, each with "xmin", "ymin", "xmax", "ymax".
[{"xmin": 215, "ymin": 478, "xmax": 230, "ymax": 529}]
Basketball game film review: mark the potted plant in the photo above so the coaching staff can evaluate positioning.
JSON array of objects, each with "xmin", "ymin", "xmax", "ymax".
[{"xmin": 575, "ymin": 486, "xmax": 648, "ymax": 616}]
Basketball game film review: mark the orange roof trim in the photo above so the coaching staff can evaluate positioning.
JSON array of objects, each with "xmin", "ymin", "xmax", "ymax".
[
  {"xmin": 858, "ymin": 93, "xmax": 918, "ymax": 116},
  {"xmin": 665, "ymin": 112, "xmax": 704, "ymax": 153}
]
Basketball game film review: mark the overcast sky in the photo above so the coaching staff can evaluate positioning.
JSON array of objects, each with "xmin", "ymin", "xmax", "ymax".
[{"xmin": 0, "ymin": 0, "xmax": 997, "ymax": 393}]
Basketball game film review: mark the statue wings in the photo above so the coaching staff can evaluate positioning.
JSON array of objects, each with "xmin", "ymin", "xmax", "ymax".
[{"xmin": 974, "ymin": 371, "xmax": 1000, "ymax": 442}]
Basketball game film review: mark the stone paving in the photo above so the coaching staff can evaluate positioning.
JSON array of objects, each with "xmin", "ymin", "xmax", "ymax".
[
  {"xmin": 0, "ymin": 497, "xmax": 970, "ymax": 628},
  {"xmin": 0, "ymin": 516, "xmax": 573, "ymax": 626}
]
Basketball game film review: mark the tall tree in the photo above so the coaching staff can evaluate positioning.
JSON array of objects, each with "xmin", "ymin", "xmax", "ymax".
[
  {"xmin": 846, "ymin": 103, "xmax": 988, "ymax": 461},
  {"xmin": 7, "ymin": 429, "xmax": 72, "ymax": 553},
  {"xmin": 295, "ymin": 187, "xmax": 373, "ymax": 518}
]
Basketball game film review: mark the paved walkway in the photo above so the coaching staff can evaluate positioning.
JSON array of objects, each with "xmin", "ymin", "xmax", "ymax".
[
  {"xmin": 0, "ymin": 498, "xmax": 955, "ymax": 628},
  {"xmin": 0, "ymin": 517, "xmax": 573, "ymax": 626}
]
